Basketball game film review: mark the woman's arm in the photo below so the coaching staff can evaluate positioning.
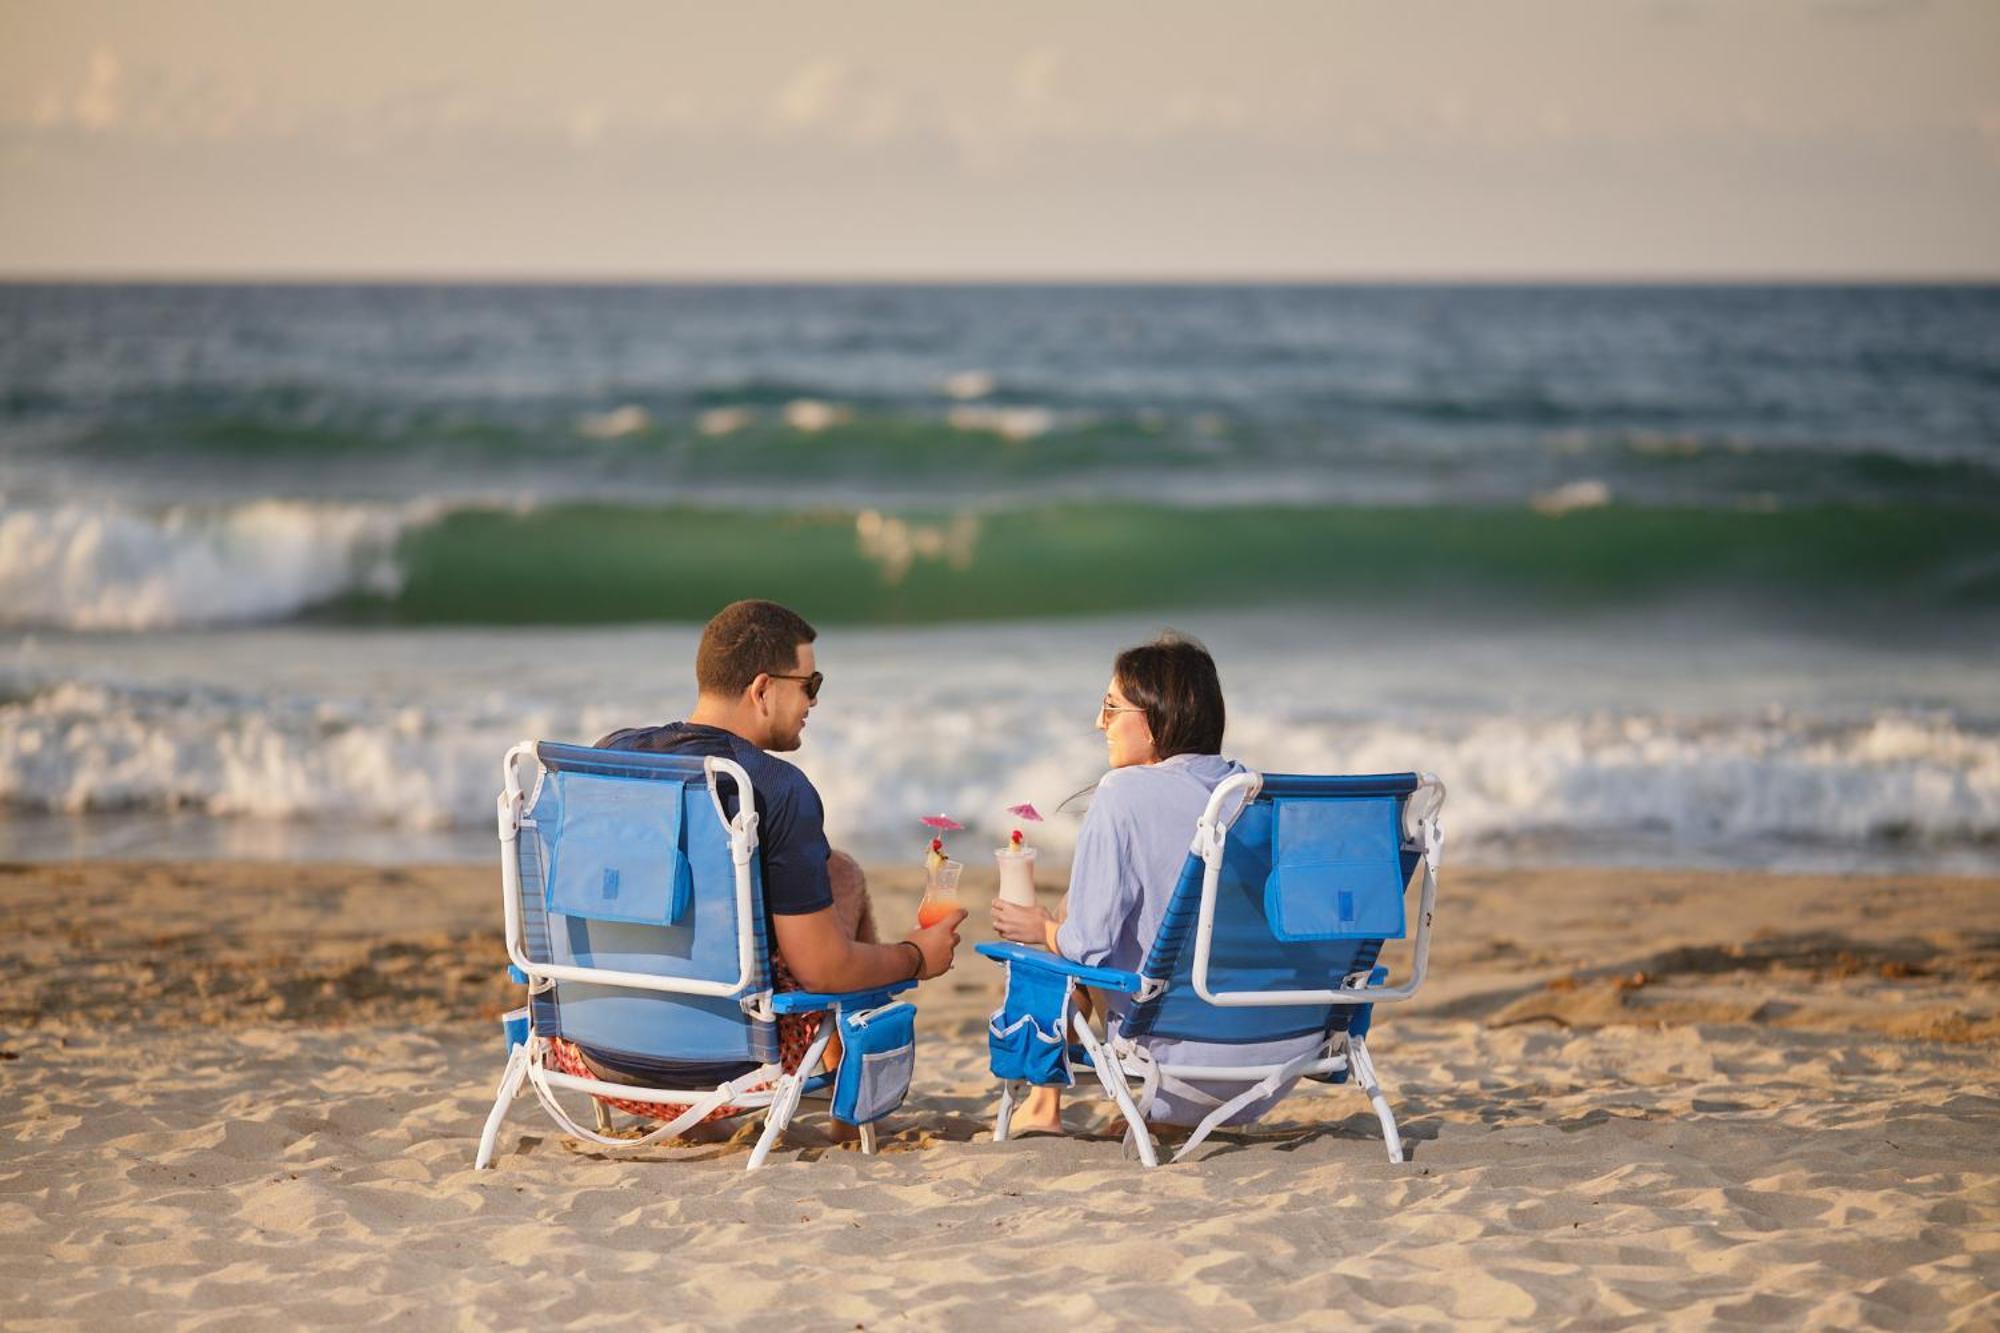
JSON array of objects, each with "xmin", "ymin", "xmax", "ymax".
[
  {"xmin": 990, "ymin": 781, "xmax": 1138, "ymax": 965},
  {"xmin": 1052, "ymin": 797, "xmax": 1138, "ymax": 967}
]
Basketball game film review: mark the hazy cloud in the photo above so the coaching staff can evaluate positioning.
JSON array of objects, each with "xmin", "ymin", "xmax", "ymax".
[
  {"xmin": 73, "ymin": 49, "xmax": 121, "ymax": 130},
  {"xmin": 24, "ymin": 48, "xmax": 270, "ymax": 142},
  {"xmin": 566, "ymin": 101, "xmax": 610, "ymax": 149},
  {"xmin": 770, "ymin": 58, "xmax": 909, "ymax": 143},
  {"xmin": 1013, "ymin": 48, "xmax": 1064, "ymax": 108},
  {"xmin": 1, "ymin": 1, "xmax": 1995, "ymax": 277},
  {"xmin": 774, "ymin": 59, "xmax": 850, "ymax": 129}
]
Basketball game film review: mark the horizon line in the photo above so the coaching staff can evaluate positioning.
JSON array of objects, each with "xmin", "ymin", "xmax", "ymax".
[{"xmin": 5, "ymin": 270, "xmax": 2000, "ymax": 288}]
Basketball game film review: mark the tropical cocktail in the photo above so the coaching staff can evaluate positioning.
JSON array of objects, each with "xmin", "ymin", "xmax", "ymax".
[{"xmin": 918, "ymin": 836, "xmax": 964, "ymax": 927}]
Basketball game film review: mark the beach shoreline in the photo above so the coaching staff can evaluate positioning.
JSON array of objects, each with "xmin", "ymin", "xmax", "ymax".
[{"xmin": 5, "ymin": 859, "xmax": 1997, "ymax": 1326}]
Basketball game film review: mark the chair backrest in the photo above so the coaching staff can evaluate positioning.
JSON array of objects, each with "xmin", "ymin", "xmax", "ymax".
[
  {"xmin": 1124, "ymin": 772, "xmax": 1422, "ymax": 1045},
  {"xmin": 512, "ymin": 741, "xmax": 778, "ymax": 1067}
]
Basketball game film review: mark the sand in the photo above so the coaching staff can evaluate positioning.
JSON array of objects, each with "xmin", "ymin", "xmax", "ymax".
[{"xmin": 3, "ymin": 859, "xmax": 1998, "ymax": 1329}]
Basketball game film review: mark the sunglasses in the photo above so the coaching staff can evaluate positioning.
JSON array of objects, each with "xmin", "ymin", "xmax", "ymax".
[{"xmin": 769, "ymin": 670, "xmax": 824, "ymax": 701}]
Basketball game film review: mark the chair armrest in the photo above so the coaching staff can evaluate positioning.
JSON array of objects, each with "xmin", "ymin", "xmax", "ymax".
[
  {"xmin": 974, "ymin": 941, "xmax": 1142, "ymax": 994},
  {"xmin": 769, "ymin": 979, "xmax": 918, "ymax": 1015}
]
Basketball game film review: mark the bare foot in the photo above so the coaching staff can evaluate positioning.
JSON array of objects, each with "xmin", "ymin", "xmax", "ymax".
[{"xmin": 1008, "ymin": 1087, "xmax": 1066, "ymax": 1137}]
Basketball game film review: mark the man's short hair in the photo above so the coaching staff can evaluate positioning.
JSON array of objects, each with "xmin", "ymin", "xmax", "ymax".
[{"xmin": 696, "ymin": 600, "xmax": 818, "ymax": 697}]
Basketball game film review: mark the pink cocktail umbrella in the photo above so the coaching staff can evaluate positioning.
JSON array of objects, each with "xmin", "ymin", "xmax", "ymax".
[
  {"xmin": 1004, "ymin": 802, "xmax": 1044, "ymax": 852},
  {"xmin": 919, "ymin": 814, "xmax": 964, "ymax": 831}
]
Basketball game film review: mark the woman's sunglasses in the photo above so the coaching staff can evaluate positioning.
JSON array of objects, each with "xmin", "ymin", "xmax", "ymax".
[{"xmin": 769, "ymin": 671, "xmax": 824, "ymax": 701}]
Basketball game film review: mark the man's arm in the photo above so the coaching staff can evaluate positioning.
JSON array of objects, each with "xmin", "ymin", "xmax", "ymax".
[{"xmin": 773, "ymin": 905, "xmax": 965, "ymax": 993}]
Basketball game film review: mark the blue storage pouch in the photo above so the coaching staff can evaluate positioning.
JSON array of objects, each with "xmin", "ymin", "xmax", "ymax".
[
  {"xmin": 1264, "ymin": 797, "xmax": 1407, "ymax": 942},
  {"xmin": 541, "ymin": 770, "xmax": 693, "ymax": 927},
  {"xmin": 501, "ymin": 1005, "xmax": 530, "ymax": 1053},
  {"xmin": 986, "ymin": 963, "xmax": 1074, "ymax": 1087},
  {"xmin": 831, "ymin": 1000, "xmax": 917, "ymax": 1125}
]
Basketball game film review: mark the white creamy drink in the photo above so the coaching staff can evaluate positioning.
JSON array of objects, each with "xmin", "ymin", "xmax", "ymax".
[{"xmin": 994, "ymin": 845, "xmax": 1037, "ymax": 907}]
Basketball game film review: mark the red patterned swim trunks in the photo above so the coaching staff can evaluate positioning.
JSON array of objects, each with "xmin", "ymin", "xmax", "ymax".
[{"xmin": 544, "ymin": 955, "xmax": 824, "ymax": 1125}]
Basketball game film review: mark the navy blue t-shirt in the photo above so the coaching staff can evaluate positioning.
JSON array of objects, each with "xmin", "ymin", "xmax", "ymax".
[{"xmin": 573, "ymin": 722, "xmax": 836, "ymax": 1090}]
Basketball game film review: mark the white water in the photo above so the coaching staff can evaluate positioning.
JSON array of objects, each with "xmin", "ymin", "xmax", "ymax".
[
  {"xmin": 3, "ymin": 609, "xmax": 1995, "ymax": 871},
  {"xmin": 0, "ymin": 498, "xmax": 421, "ymax": 630}
]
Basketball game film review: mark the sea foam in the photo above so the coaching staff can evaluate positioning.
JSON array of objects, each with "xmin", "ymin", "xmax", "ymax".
[
  {"xmin": 2, "ymin": 666, "xmax": 1993, "ymax": 868},
  {"xmin": 0, "ymin": 499, "xmax": 420, "ymax": 631}
]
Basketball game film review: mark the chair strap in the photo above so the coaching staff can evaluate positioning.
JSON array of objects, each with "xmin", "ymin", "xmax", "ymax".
[
  {"xmin": 1171, "ymin": 1037, "xmax": 1337, "ymax": 1162},
  {"xmin": 1107, "ymin": 1034, "xmax": 1164, "ymax": 1120},
  {"xmin": 526, "ymin": 1044, "xmax": 783, "ymax": 1149}
]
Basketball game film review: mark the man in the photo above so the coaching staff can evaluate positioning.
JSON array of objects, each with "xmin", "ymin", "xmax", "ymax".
[{"xmin": 595, "ymin": 598, "xmax": 963, "ymax": 1007}]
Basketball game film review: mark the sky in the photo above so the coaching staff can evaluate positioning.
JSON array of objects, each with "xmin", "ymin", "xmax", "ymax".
[{"xmin": 2, "ymin": 0, "xmax": 1997, "ymax": 280}]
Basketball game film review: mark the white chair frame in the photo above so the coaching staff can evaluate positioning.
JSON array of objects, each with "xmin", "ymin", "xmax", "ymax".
[
  {"xmin": 990, "ymin": 772, "xmax": 1445, "ymax": 1167},
  {"xmin": 474, "ymin": 742, "xmax": 874, "ymax": 1172}
]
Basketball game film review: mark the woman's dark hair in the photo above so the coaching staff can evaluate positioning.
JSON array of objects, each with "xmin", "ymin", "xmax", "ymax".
[{"xmin": 1113, "ymin": 632, "xmax": 1225, "ymax": 760}]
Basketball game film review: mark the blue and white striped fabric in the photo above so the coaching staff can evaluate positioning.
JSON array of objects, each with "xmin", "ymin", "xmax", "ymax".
[
  {"xmin": 1054, "ymin": 758, "xmax": 1406, "ymax": 1124},
  {"xmin": 520, "ymin": 742, "xmax": 778, "ymax": 1068}
]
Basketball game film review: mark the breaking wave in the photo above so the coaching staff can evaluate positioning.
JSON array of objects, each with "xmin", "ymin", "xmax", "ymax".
[
  {"xmin": 0, "ymin": 499, "xmax": 424, "ymax": 630},
  {"xmin": 3, "ymin": 494, "xmax": 1992, "ymax": 630}
]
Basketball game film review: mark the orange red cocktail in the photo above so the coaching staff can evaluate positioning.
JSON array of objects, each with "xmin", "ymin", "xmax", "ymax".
[{"xmin": 918, "ymin": 853, "xmax": 963, "ymax": 928}]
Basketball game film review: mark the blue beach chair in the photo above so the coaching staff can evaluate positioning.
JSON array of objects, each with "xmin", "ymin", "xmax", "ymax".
[
  {"xmin": 978, "ymin": 770, "xmax": 1444, "ymax": 1167},
  {"xmin": 474, "ymin": 741, "xmax": 917, "ymax": 1172}
]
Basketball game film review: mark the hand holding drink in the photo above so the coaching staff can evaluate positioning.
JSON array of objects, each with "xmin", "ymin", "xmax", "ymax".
[
  {"xmin": 990, "ymin": 802, "xmax": 1054, "ymax": 947},
  {"xmin": 902, "ymin": 898, "xmax": 965, "ymax": 979}
]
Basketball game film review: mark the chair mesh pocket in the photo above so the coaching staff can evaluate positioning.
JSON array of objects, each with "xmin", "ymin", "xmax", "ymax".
[
  {"xmin": 987, "ymin": 1012, "xmax": 1073, "ymax": 1087},
  {"xmin": 831, "ymin": 1001, "xmax": 917, "ymax": 1125}
]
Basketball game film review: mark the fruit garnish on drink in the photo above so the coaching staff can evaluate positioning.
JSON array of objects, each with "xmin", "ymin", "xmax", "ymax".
[{"xmin": 995, "ymin": 807, "xmax": 1039, "ymax": 909}]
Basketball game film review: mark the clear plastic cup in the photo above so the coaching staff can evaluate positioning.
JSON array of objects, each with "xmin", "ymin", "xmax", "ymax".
[
  {"xmin": 918, "ymin": 859, "xmax": 963, "ymax": 928},
  {"xmin": 994, "ymin": 846, "xmax": 1037, "ymax": 907}
]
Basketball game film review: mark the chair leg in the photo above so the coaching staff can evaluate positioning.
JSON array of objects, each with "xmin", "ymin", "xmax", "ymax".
[
  {"xmin": 1072, "ymin": 1016, "xmax": 1157, "ymax": 1168},
  {"xmin": 993, "ymin": 1080, "xmax": 1022, "ymax": 1143},
  {"xmin": 748, "ymin": 1075, "xmax": 800, "ymax": 1172},
  {"xmin": 747, "ymin": 1022, "xmax": 836, "ymax": 1172},
  {"xmin": 593, "ymin": 1099, "xmax": 615, "ymax": 1135},
  {"xmin": 1347, "ymin": 1036, "xmax": 1404, "ymax": 1163},
  {"xmin": 475, "ymin": 1044, "xmax": 532, "ymax": 1170},
  {"xmin": 859, "ymin": 1122, "xmax": 878, "ymax": 1156}
]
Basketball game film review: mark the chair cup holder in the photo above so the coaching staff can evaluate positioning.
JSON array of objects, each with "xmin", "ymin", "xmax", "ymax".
[
  {"xmin": 832, "ymin": 1001, "xmax": 918, "ymax": 1125},
  {"xmin": 988, "ymin": 1011, "xmax": 1073, "ymax": 1087}
]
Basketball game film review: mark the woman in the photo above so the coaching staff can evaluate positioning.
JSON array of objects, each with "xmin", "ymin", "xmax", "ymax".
[{"xmin": 990, "ymin": 633, "xmax": 1322, "ymax": 1137}]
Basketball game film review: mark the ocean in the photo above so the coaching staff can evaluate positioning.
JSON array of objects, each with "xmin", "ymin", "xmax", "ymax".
[{"xmin": 2, "ymin": 282, "xmax": 1996, "ymax": 870}]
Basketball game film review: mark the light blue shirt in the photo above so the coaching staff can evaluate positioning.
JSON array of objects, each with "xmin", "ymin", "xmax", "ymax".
[
  {"xmin": 1056, "ymin": 753, "xmax": 1243, "ymax": 974},
  {"xmin": 1055, "ymin": 753, "xmax": 1323, "ymax": 1127}
]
